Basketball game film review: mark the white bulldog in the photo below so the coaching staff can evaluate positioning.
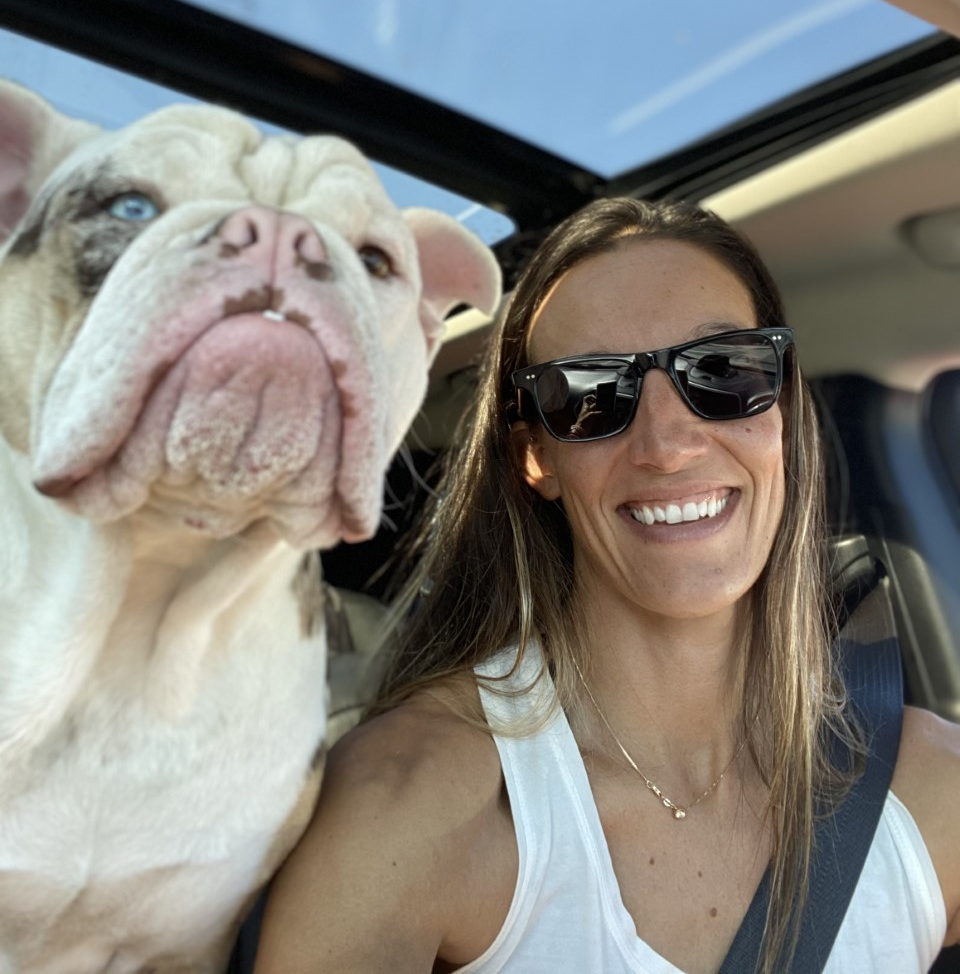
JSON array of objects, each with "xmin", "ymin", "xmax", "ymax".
[{"xmin": 0, "ymin": 81, "xmax": 500, "ymax": 973}]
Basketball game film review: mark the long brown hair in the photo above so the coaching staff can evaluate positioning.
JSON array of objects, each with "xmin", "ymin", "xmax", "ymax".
[{"xmin": 372, "ymin": 198, "xmax": 862, "ymax": 973}]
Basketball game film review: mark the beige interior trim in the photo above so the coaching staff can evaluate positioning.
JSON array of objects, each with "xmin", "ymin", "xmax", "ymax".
[
  {"xmin": 703, "ymin": 80, "xmax": 960, "ymax": 230},
  {"xmin": 703, "ymin": 80, "xmax": 960, "ymax": 389}
]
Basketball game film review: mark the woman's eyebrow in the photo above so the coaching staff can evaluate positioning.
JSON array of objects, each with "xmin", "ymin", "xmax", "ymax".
[
  {"xmin": 579, "ymin": 321, "xmax": 746, "ymax": 355},
  {"xmin": 692, "ymin": 320, "xmax": 744, "ymax": 339},
  {"xmin": 549, "ymin": 321, "xmax": 749, "ymax": 359}
]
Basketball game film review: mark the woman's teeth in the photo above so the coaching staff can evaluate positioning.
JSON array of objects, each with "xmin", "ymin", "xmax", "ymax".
[{"xmin": 629, "ymin": 494, "xmax": 729, "ymax": 526}]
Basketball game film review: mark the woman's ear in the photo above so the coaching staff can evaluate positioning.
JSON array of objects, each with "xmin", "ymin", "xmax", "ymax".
[{"xmin": 510, "ymin": 421, "xmax": 561, "ymax": 501}]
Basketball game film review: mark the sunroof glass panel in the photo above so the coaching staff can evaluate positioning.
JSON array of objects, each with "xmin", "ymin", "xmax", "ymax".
[{"xmin": 186, "ymin": 0, "xmax": 937, "ymax": 177}]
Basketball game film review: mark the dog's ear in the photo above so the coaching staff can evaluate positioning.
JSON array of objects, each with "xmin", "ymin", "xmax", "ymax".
[
  {"xmin": 403, "ymin": 207, "xmax": 502, "ymax": 364},
  {"xmin": 0, "ymin": 81, "xmax": 100, "ymax": 244}
]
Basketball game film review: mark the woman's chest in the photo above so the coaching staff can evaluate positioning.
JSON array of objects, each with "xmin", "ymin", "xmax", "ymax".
[{"xmin": 595, "ymin": 782, "xmax": 771, "ymax": 974}]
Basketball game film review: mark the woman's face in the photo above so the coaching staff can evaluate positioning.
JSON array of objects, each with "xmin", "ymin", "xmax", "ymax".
[{"xmin": 517, "ymin": 238, "xmax": 786, "ymax": 622}]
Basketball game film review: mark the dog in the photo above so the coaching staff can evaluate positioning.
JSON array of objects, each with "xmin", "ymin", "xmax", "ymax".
[{"xmin": 0, "ymin": 80, "xmax": 500, "ymax": 973}]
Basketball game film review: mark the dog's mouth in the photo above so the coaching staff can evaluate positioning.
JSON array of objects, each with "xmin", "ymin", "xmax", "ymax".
[
  {"xmin": 34, "ymin": 305, "xmax": 320, "ymax": 498},
  {"xmin": 32, "ymin": 289, "xmax": 382, "ymax": 546}
]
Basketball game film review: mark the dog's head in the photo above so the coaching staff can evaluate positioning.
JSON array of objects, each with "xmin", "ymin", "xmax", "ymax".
[{"xmin": 0, "ymin": 82, "xmax": 500, "ymax": 548}]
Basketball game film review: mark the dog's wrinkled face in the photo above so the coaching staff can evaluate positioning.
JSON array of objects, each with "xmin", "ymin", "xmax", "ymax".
[{"xmin": 0, "ymin": 96, "xmax": 500, "ymax": 548}]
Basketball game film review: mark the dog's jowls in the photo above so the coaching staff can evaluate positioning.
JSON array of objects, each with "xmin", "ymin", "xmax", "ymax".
[{"xmin": 0, "ymin": 81, "xmax": 500, "ymax": 973}]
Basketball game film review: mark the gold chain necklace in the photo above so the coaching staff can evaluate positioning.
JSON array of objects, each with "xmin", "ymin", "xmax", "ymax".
[{"xmin": 574, "ymin": 660, "xmax": 749, "ymax": 821}]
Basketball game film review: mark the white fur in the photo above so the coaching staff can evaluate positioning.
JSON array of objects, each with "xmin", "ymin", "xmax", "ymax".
[{"xmin": 0, "ymin": 81, "xmax": 501, "ymax": 972}]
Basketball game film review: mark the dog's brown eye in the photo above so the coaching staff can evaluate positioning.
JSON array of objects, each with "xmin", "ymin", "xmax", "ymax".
[{"xmin": 358, "ymin": 245, "xmax": 394, "ymax": 279}]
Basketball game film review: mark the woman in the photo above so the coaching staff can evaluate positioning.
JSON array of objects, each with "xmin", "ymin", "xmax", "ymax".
[{"xmin": 254, "ymin": 199, "xmax": 959, "ymax": 973}]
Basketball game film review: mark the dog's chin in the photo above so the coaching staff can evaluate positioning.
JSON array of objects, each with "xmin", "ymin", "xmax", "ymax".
[
  {"xmin": 34, "ymin": 315, "xmax": 385, "ymax": 549},
  {"xmin": 48, "ymin": 468, "xmax": 376, "ymax": 550},
  {"xmin": 143, "ymin": 488, "xmax": 370, "ymax": 550}
]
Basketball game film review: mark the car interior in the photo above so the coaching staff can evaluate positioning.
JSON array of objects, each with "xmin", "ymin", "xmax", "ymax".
[{"xmin": 1, "ymin": 0, "xmax": 958, "ymax": 969}]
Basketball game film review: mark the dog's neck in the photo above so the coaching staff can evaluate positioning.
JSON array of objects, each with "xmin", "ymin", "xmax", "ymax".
[{"xmin": 1, "ymin": 435, "xmax": 304, "ymax": 745}]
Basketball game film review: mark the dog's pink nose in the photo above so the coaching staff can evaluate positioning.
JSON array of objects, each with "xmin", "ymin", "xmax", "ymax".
[{"xmin": 217, "ymin": 206, "xmax": 329, "ymax": 276}]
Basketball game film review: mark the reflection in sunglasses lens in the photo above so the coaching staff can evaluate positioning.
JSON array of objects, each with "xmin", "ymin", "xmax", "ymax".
[
  {"xmin": 539, "ymin": 334, "xmax": 781, "ymax": 440},
  {"xmin": 679, "ymin": 335, "xmax": 778, "ymax": 419},
  {"xmin": 538, "ymin": 363, "xmax": 634, "ymax": 440}
]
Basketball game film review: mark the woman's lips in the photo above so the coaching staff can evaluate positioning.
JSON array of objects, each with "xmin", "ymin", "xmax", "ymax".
[
  {"xmin": 619, "ymin": 488, "xmax": 739, "ymax": 537},
  {"xmin": 627, "ymin": 489, "xmax": 732, "ymax": 525}
]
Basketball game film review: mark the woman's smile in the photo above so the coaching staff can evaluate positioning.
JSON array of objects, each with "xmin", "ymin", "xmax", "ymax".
[
  {"xmin": 618, "ymin": 489, "xmax": 739, "ymax": 544},
  {"xmin": 624, "ymin": 487, "xmax": 733, "ymax": 525}
]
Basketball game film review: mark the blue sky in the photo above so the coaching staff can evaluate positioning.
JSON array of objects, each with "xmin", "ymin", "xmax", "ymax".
[
  {"xmin": 0, "ymin": 1, "xmax": 934, "ymax": 242},
  {"xmin": 188, "ymin": 0, "xmax": 933, "ymax": 173}
]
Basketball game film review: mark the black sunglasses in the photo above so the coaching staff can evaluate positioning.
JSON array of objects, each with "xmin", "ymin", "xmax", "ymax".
[{"xmin": 511, "ymin": 327, "xmax": 794, "ymax": 443}]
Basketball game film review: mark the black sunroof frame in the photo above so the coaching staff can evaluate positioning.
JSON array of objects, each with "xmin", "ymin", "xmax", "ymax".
[{"xmin": 1, "ymin": 0, "xmax": 959, "ymax": 285}]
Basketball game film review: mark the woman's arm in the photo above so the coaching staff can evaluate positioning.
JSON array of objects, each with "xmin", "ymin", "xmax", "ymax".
[
  {"xmin": 253, "ymin": 695, "xmax": 516, "ymax": 973},
  {"xmin": 892, "ymin": 705, "xmax": 960, "ymax": 948}
]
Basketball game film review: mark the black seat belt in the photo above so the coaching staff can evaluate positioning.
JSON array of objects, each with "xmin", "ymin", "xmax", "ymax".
[{"xmin": 719, "ymin": 588, "xmax": 904, "ymax": 973}]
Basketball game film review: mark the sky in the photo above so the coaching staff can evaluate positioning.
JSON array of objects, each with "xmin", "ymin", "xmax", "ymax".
[
  {"xmin": 0, "ymin": 0, "xmax": 934, "ymax": 241},
  {"xmin": 188, "ymin": 0, "xmax": 934, "ymax": 173}
]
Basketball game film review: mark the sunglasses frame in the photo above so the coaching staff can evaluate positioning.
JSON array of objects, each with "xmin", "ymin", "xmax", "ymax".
[{"xmin": 510, "ymin": 326, "xmax": 795, "ymax": 443}]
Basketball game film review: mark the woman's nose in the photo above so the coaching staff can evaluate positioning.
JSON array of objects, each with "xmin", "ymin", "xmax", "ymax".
[{"xmin": 624, "ymin": 369, "xmax": 710, "ymax": 470}]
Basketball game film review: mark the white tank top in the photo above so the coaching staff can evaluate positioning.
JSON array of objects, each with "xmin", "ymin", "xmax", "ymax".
[{"xmin": 461, "ymin": 645, "xmax": 947, "ymax": 973}]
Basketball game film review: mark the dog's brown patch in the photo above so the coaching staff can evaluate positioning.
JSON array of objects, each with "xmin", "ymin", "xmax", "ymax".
[
  {"xmin": 222, "ymin": 287, "xmax": 273, "ymax": 318},
  {"xmin": 283, "ymin": 308, "xmax": 311, "ymax": 329},
  {"xmin": 74, "ymin": 220, "xmax": 143, "ymax": 296},
  {"xmin": 291, "ymin": 551, "xmax": 325, "ymax": 639},
  {"xmin": 301, "ymin": 258, "xmax": 334, "ymax": 282},
  {"xmin": 255, "ymin": 738, "xmax": 326, "ymax": 887},
  {"xmin": 58, "ymin": 166, "xmax": 163, "ymax": 297},
  {"xmin": 7, "ymin": 194, "xmax": 51, "ymax": 257}
]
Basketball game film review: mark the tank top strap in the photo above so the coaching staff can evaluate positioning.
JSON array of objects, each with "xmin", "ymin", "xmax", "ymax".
[{"xmin": 470, "ymin": 643, "xmax": 678, "ymax": 973}]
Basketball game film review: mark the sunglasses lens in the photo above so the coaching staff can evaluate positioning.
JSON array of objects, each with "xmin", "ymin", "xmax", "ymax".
[
  {"xmin": 521, "ymin": 331, "xmax": 788, "ymax": 442},
  {"xmin": 535, "ymin": 360, "xmax": 637, "ymax": 440},
  {"xmin": 675, "ymin": 333, "xmax": 781, "ymax": 419}
]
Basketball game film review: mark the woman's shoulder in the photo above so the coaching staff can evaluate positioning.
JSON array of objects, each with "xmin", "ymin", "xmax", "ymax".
[
  {"xmin": 892, "ymin": 705, "xmax": 960, "ymax": 946},
  {"xmin": 897, "ymin": 703, "xmax": 960, "ymax": 755},
  {"xmin": 254, "ymin": 675, "xmax": 516, "ymax": 972},
  {"xmin": 328, "ymin": 675, "xmax": 503, "ymax": 809},
  {"xmin": 893, "ymin": 705, "xmax": 960, "ymax": 805}
]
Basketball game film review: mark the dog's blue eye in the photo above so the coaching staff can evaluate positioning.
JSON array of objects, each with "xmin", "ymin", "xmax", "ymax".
[{"xmin": 108, "ymin": 193, "xmax": 159, "ymax": 222}]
